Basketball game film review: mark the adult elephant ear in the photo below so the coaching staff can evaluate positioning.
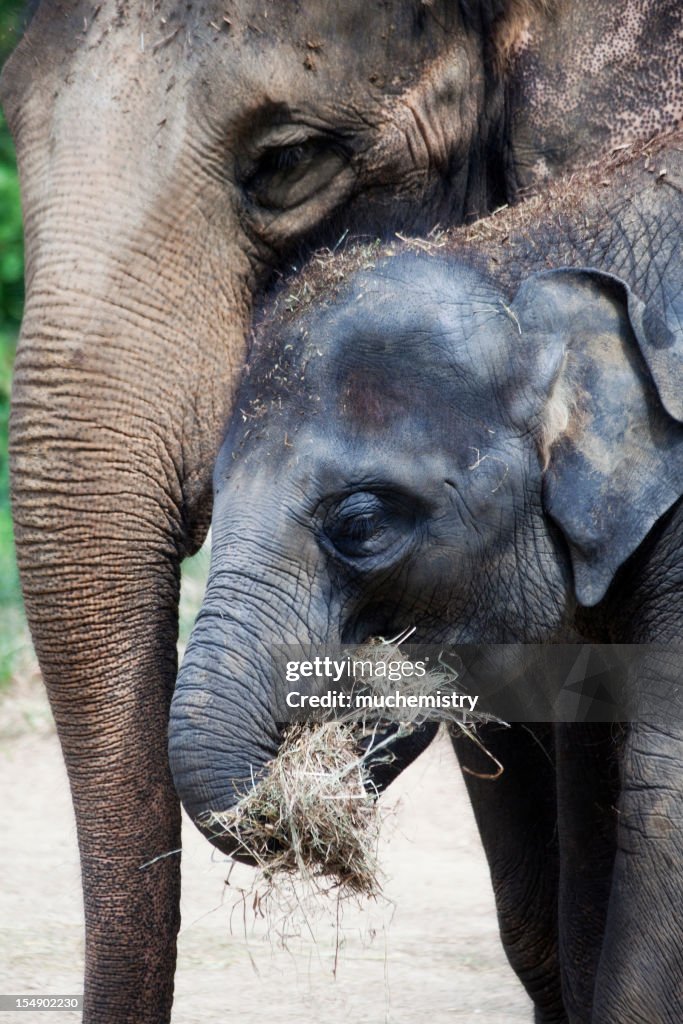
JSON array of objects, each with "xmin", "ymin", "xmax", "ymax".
[{"xmin": 509, "ymin": 268, "xmax": 683, "ymax": 607}]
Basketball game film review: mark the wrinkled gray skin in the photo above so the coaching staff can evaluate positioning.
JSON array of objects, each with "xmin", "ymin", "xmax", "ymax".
[
  {"xmin": 4, "ymin": 0, "xmax": 683, "ymax": 1020},
  {"xmin": 172, "ymin": 140, "xmax": 683, "ymax": 1023}
]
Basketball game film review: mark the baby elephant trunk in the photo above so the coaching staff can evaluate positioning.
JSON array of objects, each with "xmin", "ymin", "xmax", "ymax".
[{"xmin": 168, "ymin": 582, "xmax": 438, "ymax": 858}]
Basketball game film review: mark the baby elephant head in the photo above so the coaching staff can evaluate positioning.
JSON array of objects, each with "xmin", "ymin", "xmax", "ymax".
[{"xmin": 169, "ymin": 253, "xmax": 683, "ymax": 835}]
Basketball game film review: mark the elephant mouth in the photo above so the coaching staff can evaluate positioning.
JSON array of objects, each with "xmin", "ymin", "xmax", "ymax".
[
  {"xmin": 356, "ymin": 719, "xmax": 439, "ymax": 789},
  {"xmin": 195, "ymin": 812, "xmax": 278, "ymax": 865}
]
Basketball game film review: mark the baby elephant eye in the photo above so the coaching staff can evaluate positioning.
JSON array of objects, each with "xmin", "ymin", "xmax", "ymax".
[{"xmin": 324, "ymin": 492, "xmax": 404, "ymax": 559}]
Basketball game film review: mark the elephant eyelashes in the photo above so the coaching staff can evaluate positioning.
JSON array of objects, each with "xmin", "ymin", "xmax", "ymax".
[
  {"xmin": 243, "ymin": 138, "xmax": 349, "ymax": 210},
  {"xmin": 275, "ymin": 144, "xmax": 310, "ymax": 171}
]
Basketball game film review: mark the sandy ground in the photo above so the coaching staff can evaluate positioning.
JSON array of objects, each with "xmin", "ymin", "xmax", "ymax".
[{"xmin": 0, "ymin": 693, "xmax": 533, "ymax": 1024}]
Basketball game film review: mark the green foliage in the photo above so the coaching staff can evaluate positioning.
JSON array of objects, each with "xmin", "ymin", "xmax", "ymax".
[
  {"xmin": 0, "ymin": 4, "xmax": 30, "ymax": 687},
  {"xmin": 0, "ymin": 109, "xmax": 24, "ymax": 596}
]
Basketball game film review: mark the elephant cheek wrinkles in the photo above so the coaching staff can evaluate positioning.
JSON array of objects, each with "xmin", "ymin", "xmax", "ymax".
[{"xmin": 180, "ymin": 688, "xmax": 215, "ymax": 725}]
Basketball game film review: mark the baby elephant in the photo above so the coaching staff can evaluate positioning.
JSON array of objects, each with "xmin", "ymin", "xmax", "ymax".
[{"xmin": 171, "ymin": 139, "xmax": 683, "ymax": 1023}]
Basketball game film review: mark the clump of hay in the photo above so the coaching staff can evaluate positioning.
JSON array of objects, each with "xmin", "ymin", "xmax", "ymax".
[
  {"xmin": 201, "ymin": 720, "xmax": 392, "ymax": 898},
  {"xmin": 347, "ymin": 632, "xmax": 468, "ymax": 728}
]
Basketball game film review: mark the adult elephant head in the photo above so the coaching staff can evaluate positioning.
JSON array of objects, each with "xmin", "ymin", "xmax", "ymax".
[{"xmin": 3, "ymin": 1, "xmax": 683, "ymax": 1021}]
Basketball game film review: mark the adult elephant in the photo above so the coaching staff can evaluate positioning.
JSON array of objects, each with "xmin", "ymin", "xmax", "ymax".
[
  {"xmin": 170, "ymin": 133, "xmax": 683, "ymax": 1022},
  {"xmin": 2, "ymin": 1, "xmax": 682, "ymax": 1021}
]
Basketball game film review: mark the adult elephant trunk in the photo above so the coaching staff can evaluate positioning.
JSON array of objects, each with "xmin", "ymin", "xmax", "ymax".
[
  {"xmin": 11, "ymin": 237, "xmax": 253, "ymax": 1020},
  {"xmin": 4, "ymin": 20, "xmax": 258, "ymax": 1020}
]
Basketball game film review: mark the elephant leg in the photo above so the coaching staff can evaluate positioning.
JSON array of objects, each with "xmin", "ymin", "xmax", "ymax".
[
  {"xmin": 452, "ymin": 723, "xmax": 567, "ymax": 1024},
  {"xmin": 553, "ymin": 723, "xmax": 621, "ymax": 1023},
  {"xmin": 592, "ymin": 715, "xmax": 683, "ymax": 1023}
]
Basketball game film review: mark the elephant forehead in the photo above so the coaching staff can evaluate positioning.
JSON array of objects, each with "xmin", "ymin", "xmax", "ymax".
[
  {"xmin": 244, "ymin": 255, "xmax": 517, "ymax": 428},
  {"xmin": 298, "ymin": 254, "xmax": 504, "ymax": 352},
  {"xmin": 336, "ymin": 363, "xmax": 408, "ymax": 431},
  {"xmin": 308, "ymin": 258, "xmax": 516, "ymax": 394},
  {"xmin": 340, "ymin": 254, "xmax": 506, "ymax": 326},
  {"xmin": 12, "ymin": 0, "xmax": 470, "ymax": 110},
  {"xmin": 6, "ymin": 0, "xmax": 469, "ymax": 146}
]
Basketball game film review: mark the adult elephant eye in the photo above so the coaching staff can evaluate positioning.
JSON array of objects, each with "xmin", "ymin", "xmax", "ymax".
[
  {"xmin": 323, "ymin": 491, "xmax": 413, "ymax": 561},
  {"xmin": 243, "ymin": 138, "xmax": 349, "ymax": 211}
]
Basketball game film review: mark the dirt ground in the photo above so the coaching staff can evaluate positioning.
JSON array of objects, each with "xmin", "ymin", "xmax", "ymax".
[{"xmin": 0, "ymin": 691, "xmax": 533, "ymax": 1024}]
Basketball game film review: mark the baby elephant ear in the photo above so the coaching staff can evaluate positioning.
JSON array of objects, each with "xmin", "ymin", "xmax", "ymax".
[{"xmin": 511, "ymin": 268, "xmax": 683, "ymax": 608}]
